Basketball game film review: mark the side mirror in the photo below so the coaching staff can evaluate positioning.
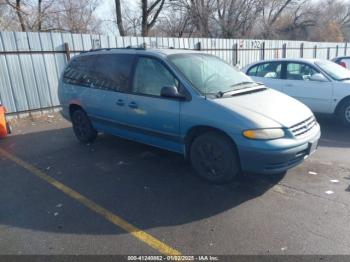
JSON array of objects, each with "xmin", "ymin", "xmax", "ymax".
[
  {"xmin": 310, "ymin": 73, "xmax": 328, "ymax": 82},
  {"xmin": 161, "ymin": 86, "xmax": 185, "ymax": 99}
]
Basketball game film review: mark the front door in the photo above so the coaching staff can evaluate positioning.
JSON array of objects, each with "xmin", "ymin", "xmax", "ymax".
[
  {"xmin": 126, "ymin": 56, "xmax": 182, "ymax": 153},
  {"xmin": 282, "ymin": 62, "xmax": 333, "ymax": 113}
]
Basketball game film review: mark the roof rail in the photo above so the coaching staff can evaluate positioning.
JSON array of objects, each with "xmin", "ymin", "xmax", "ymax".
[
  {"xmin": 80, "ymin": 43, "xmax": 189, "ymax": 54},
  {"xmin": 81, "ymin": 46, "xmax": 146, "ymax": 53}
]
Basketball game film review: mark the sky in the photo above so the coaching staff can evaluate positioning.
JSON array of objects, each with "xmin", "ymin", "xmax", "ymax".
[
  {"xmin": 96, "ymin": 0, "xmax": 115, "ymax": 34},
  {"xmin": 96, "ymin": 0, "xmax": 138, "ymax": 35}
]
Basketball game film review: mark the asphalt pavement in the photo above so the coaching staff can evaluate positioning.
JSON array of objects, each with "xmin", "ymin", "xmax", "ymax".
[{"xmin": 0, "ymin": 114, "xmax": 349, "ymax": 256}]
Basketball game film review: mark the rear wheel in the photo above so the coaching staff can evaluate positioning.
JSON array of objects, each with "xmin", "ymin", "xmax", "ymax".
[
  {"xmin": 190, "ymin": 132, "xmax": 240, "ymax": 184},
  {"xmin": 338, "ymin": 100, "xmax": 350, "ymax": 127},
  {"xmin": 71, "ymin": 109, "xmax": 97, "ymax": 143}
]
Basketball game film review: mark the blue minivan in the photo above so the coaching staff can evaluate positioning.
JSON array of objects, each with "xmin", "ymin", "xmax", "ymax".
[{"xmin": 58, "ymin": 48, "xmax": 321, "ymax": 183}]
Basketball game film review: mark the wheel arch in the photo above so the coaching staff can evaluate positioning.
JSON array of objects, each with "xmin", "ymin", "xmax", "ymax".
[
  {"xmin": 334, "ymin": 95, "xmax": 350, "ymax": 115},
  {"xmin": 69, "ymin": 103, "xmax": 84, "ymax": 119},
  {"xmin": 184, "ymin": 125, "xmax": 239, "ymax": 160}
]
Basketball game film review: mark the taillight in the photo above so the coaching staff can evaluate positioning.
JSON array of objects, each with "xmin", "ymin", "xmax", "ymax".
[{"xmin": 339, "ymin": 61, "xmax": 347, "ymax": 68}]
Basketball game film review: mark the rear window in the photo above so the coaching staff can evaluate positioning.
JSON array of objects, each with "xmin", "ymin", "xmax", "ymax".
[{"xmin": 63, "ymin": 53, "xmax": 135, "ymax": 92}]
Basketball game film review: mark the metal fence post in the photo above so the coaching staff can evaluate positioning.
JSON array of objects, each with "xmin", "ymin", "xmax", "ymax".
[
  {"xmin": 327, "ymin": 47, "xmax": 331, "ymax": 59},
  {"xmin": 233, "ymin": 43, "xmax": 238, "ymax": 65},
  {"xmin": 195, "ymin": 42, "xmax": 201, "ymax": 51},
  {"xmin": 300, "ymin": 43, "xmax": 304, "ymax": 58},
  {"xmin": 336, "ymin": 45, "xmax": 339, "ymax": 57},
  {"xmin": 64, "ymin": 42, "xmax": 71, "ymax": 62},
  {"xmin": 260, "ymin": 41, "xmax": 265, "ymax": 60},
  {"xmin": 282, "ymin": 43, "xmax": 287, "ymax": 58},
  {"xmin": 345, "ymin": 43, "xmax": 348, "ymax": 56},
  {"xmin": 313, "ymin": 45, "xmax": 317, "ymax": 58}
]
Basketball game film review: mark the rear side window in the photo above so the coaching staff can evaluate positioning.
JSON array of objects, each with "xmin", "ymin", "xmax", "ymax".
[
  {"xmin": 63, "ymin": 54, "xmax": 135, "ymax": 92},
  {"xmin": 247, "ymin": 62, "xmax": 282, "ymax": 79},
  {"xmin": 92, "ymin": 54, "xmax": 135, "ymax": 92},
  {"xmin": 63, "ymin": 55, "xmax": 96, "ymax": 86}
]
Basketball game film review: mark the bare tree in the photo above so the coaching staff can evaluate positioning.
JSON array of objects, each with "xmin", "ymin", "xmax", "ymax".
[
  {"xmin": 258, "ymin": 0, "xmax": 294, "ymax": 38},
  {"xmin": 2, "ymin": 0, "xmax": 350, "ymax": 42},
  {"xmin": 29, "ymin": 0, "xmax": 55, "ymax": 31},
  {"xmin": 42, "ymin": 0, "xmax": 102, "ymax": 33},
  {"xmin": 115, "ymin": 0, "xmax": 126, "ymax": 36},
  {"xmin": 1, "ymin": 0, "xmax": 102, "ymax": 33},
  {"xmin": 0, "ymin": 0, "xmax": 16, "ymax": 30},
  {"xmin": 170, "ymin": 0, "xmax": 217, "ymax": 37},
  {"xmin": 5, "ymin": 0, "xmax": 27, "ymax": 31},
  {"xmin": 123, "ymin": 5, "xmax": 141, "ymax": 36},
  {"xmin": 111, "ymin": 0, "xmax": 165, "ymax": 36},
  {"xmin": 156, "ymin": 5, "xmax": 191, "ymax": 37},
  {"xmin": 141, "ymin": 0, "xmax": 166, "ymax": 36},
  {"xmin": 306, "ymin": 0, "xmax": 348, "ymax": 41},
  {"xmin": 216, "ymin": 0, "xmax": 263, "ymax": 38},
  {"xmin": 271, "ymin": 0, "xmax": 316, "ymax": 40},
  {"xmin": 37, "ymin": 0, "xmax": 42, "ymax": 30}
]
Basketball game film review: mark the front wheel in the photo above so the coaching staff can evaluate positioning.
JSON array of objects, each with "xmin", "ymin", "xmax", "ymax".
[
  {"xmin": 71, "ymin": 109, "xmax": 97, "ymax": 143},
  {"xmin": 190, "ymin": 132, "xmax": 240, "ymax": 184},
  {"xmin": 338, "ymin": 100, "xmax": 350, "ymax": 127}
]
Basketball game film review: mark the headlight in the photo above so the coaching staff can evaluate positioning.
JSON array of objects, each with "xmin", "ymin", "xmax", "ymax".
[{"xmin": 243, "ymin": 128, "xmax": 285, "ymax": 140}]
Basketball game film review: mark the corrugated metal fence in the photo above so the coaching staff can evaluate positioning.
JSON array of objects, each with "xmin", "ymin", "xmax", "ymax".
[{"xmin": 0, "ymin": 31, "xmax": 348, "ymax": 114}]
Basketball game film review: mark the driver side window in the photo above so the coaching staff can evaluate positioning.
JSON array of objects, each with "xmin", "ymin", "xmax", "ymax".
[
  {"xmin": 133, "ymin": 57, "xmax": 178, "ymax": 96},
  {"xmin": 286, "ymin": 63, "xmax": 319, "ymax": 81}
]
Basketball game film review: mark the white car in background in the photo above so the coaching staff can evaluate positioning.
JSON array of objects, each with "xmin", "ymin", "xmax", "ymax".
[{"xmin": 242, "ymin": 59, "xmax": 350, "ymax": 126}]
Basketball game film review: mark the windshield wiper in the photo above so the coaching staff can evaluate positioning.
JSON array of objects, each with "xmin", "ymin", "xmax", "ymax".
[
  {"xmin": 339, "ymin": 77, "xmax": 350, "ymax": 81},
  {"xmin": 216, "ymin": 82, "xmax": 263, "ymax": 98},
  {"xmin": 230, "ymin": 87, "xmax": 267, "ymax": 97},
  {"xmin": 230, "ymin": 81, "xmax": 257, "ymax": 88}
]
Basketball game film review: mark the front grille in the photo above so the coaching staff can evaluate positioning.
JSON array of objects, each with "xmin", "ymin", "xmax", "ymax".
[{"xmin": 290, "ymin": 116, "xmax": 317, "ymax": 138}]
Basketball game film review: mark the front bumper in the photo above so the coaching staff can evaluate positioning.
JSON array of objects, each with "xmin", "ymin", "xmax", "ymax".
[{"xmin": 237, "ymin": 126, "xmax": 321, "ymax": 174}]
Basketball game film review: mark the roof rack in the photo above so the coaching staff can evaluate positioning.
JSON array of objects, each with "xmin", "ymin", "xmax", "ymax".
[
  {"xmin": 82, "ymin": 46, "xmax": 146, "ymax": 53},
  {"xmin": 81, "ymin": 43, "xmax": 192, "ymax": 54}
]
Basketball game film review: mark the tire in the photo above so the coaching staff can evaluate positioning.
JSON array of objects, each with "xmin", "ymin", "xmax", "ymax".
[
  {"xmin": 338, "ymin": 100, "xmax": 350, "ymax": 127},
  {"xmin": 190, "ymin": 132, "xmax": 240, "ymax": 184},
  {"xmin": 71, "ymin": 109, "xmax": 97, "ymax": 143}
]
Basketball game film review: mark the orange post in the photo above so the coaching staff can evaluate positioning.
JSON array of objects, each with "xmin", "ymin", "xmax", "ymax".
[{"xmin": 0, "ymin": 105, "xmax": 9, "ymax": 138}]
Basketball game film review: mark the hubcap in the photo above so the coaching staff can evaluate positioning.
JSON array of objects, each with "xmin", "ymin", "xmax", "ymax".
[
  {"xmin": 345, "ymin": 105, "xmax": 350, "ymax": 123},
  {"xmin": 196, "ymin": 142, "xmax": 225, "ymax": 177}
]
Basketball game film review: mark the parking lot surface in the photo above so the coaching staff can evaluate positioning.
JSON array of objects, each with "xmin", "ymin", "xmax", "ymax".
[{"xmin": 0, "ymin": 114, "xmax": 350, "ymax": 255}]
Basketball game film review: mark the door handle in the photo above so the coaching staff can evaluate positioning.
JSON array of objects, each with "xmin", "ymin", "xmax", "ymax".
[
  {"xmin": 116, "ymin": 99, "xmax": 124, "ymax": 106},
  {"xmin": 128, "ymin": 101, "xmax": 138, "ymax": 109},
  {"xmin": 286, "ymin": 83, "xmax": 293, "ymax": 87}
]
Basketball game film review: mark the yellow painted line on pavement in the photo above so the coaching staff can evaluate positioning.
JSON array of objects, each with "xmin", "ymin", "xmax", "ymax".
[{"xmin": 0, "ymin": 148, "xmax": 181, "ymax": 256}]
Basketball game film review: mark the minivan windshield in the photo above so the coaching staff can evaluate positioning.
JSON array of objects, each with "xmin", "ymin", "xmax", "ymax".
[
  {"xmin": 168, "ymin": 53, "xmax": 257, "ymax": 95},
  {"xmin": 315, "ymin": 60, "xmax": 350, "ymax": 81}
]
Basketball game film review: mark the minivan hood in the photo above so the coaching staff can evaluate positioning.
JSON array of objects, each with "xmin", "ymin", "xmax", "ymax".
[{"xmin": 213, "ymin": 88, "xmax": 313, "ymax": 128}]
